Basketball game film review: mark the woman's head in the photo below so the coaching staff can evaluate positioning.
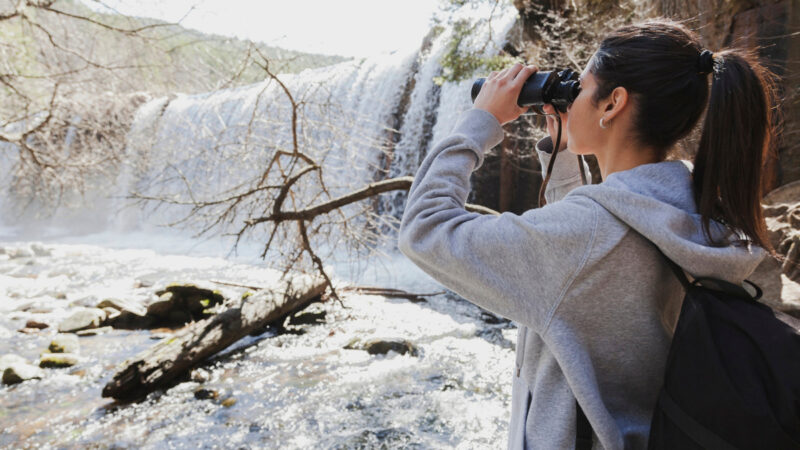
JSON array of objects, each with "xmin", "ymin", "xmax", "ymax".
[
  {"xmin": 569, "ymin": 18, "xmax": 779, "ymax": 257},
  {"xmin": 587, "ymin": 20, "xmax": 709, "ymax": 158}
]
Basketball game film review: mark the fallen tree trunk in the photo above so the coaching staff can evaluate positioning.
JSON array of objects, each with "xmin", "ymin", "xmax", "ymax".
[{"xmin": 102, "ymin": 274, "xmax": 326, "ymax": 400}]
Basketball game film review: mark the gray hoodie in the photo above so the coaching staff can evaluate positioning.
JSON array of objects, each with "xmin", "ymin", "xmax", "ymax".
[{"xmin": 398, "ymin": 108, "xmax": 766, "ymax": 449}]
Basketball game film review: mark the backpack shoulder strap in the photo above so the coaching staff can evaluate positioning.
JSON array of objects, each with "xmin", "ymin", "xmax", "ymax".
[
  {"xmin": 576, "ymin": 401, "xmax": 593, "ymax": 450},
  {"xmin": 649, "ymin": 244, "xmax": 692, "ymax": 290}
]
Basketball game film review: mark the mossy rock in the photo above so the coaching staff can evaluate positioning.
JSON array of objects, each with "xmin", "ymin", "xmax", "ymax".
[
  {"xmin": 3, "ymin": 363, "xmax": 44, "ymax": 385},
  {"xmin": 48, "ymin": 334, "xmax": 80, "ymax": 354},
  {"xmin": 156, "ymin": 284, "xmax": 224, "ymax": 306},
  {"xmin": 40, "ymin": 353, "xmax": 80, "ymax": 368}
]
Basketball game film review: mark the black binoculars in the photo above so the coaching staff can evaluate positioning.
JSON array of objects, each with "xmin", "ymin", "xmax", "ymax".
[{"xmin": 471, "ymin": 68, "xmax": 581, "ymax": 114}]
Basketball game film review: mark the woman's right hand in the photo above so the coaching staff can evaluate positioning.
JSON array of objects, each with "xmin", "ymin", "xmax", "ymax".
[{"xmin": 542, "ymin": 104, "xmax": 569, "ymax": 152}]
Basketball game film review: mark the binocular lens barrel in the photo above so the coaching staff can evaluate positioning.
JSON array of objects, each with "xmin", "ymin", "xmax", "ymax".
[{"xmin": 471, "ymin": 69, "xmax": 581, "ymax": 113}]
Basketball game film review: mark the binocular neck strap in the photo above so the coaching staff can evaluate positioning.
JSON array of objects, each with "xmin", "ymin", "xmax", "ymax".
[{"xmin": 538, "ymin": 114, "xmax": 589, "ymax": 207}]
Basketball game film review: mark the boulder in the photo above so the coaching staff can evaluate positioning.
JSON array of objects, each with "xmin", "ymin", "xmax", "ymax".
[
  {"xmin": 75, "ymin": 326, "xmax": 113, "ymax": 336},
  {"xmin": 146, "ymin": 292, "xmax": 174, "ymax": 318},
  {"xmin": 749, "ymin": 197, "xmax": 800, "ymax": 317},
  {"xmin": 194, "ymin": 388, "xmax": 219, "ymax": 400},
  {"xmin": 142, "ymin": 284, "xmax": 226, "ymax": 326},
  {"xmin": 30, "ymin": 243, "xmax": 51, "ymax": 257},
  {"xmin": 48, "ymin": 334, "xmax": 80, "ymax": 354},
  {"xmin": 39, "ymin": 353, "xmax": 80, "ymax": 368},
  {"xmin": 6, "ymin": 246, "xmax": 34, "ymax": 259},
  {"xmin": 96, "ymin": 298, "xmax": 147, "ymax": 317},
  {"xmin": 288, "ymin": 310, "xmax": 327, "ymax": 325},
  {"xmin": 102, "ymin": 307, "xmax": 121, "ymax": 321},
  {"xmin": 3, "ymin": 363, "xmax": 44, "ymax": 385},
  {"xmin": 58, "ymin": 308, "xmax": 107, "ymax": 333},
  {"xmin": 763, "ymin": 181, "xmax": 800, "ymax": 205},
  {"xmin": 346, "ymin": 338, "xmax": 420, "ymax": 357}
]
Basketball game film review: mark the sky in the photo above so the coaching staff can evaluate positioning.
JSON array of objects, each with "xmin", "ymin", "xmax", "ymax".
[{"xmin": 86, "ymin": 0, "xmax": 443, "ymax": 58}]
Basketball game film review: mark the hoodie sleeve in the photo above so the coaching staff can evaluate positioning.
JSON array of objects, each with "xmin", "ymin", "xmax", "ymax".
[
  {"xmin": 398, "ymin": 108, "xmax": 599, "ymax": 333},
  {"xmin": 535, "ymin": 136, "xmax": 592, "ymax": 204}
]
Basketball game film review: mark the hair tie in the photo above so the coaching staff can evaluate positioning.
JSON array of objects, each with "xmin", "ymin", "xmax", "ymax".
[{"xmin": 697, "ymin": 50, "xmax": 715, "ymax": 74}]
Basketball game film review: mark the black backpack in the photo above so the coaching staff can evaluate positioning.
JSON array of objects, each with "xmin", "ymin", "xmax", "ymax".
[{"xmin": 575, "ymin": 245, "xmax": 800, "ymax": 450}]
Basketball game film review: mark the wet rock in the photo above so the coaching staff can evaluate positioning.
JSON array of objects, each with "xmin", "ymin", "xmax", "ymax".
[
  {"xmin": 7, "ymin": 246, "xmax": 34, "ymax": 259},
  {"xmin": 288, "ymin": 310, "xmax": 327, "ymax": 326},
  {"xmin": 146, "ymin": 293, "xmax": 174, "ymax": 319},
  {"xmin": 75, "ymin": 326, "xmax": 114, "ymax": 336},
  {"xmin": 58, "ymin": 308, "xmax": 107, "ymax": 333},
  {"xmin": 96, "ymin": 298, "xmax": 146, "ymax": 317},
  {"xmin": 25, "ymin": 320, "xmax": 49, "ymax": 330},
  {"xmin": 168, "ymin": 310, "xmax": 191, "ymax": 324},
  {"xmin": 0, "ymin": 354, "xmax": 28, "ymax": 373},
  {"xmin": 3, "ymin": 363, "xmax": 44, "ymax": 385},
  {"xmin": 155, "ymin": 283, "xmax": 224, "ymax": 311},
  {"xmin": 191, "ymin": 368, "xmax": 211, "ymax": 383},
  {"xmin": 30, "ymin": 243, "xmax": 51, "ymax": 257},
  {"xmin": 48, "ymin": 334, "xmax": 80, "ymax": 353},
  {"xmin": 750, "ymin": 197, "xmax": 800, "ymax": 317},
  {"xmin": 144, "ymin": 285, "xmax": 223, "ymax": 327},
  {"xmin": 347, "ymin": 338, "xmax": 420, "ymax": 357},
  {"xmin": 111, "ymin": 312, "xmax": 156, "ymax": 330},
  {"xmin": 480, "ymin": 311, "xmax": 509, "ymax": 325},
  {"xmin": 18, "ymin": 327, "xmax": 43, "ymax": 334},
  {"xmin": 102, "ymin": 306, "xmax": 121, "ymax": 321},
  {"xmin": 366, "ymin": 339, "xmax": 419, "ymax": 356},
  {"xmin": 39, "ymin": 353, "xmax": 80, "ymax": 368},
  {"xmin": 194, "ymin": 388, "xmax": 219, "ymax": 400}
]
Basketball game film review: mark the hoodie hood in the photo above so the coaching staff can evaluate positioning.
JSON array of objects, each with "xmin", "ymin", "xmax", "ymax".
[{"xmin": 568, "ymin": 159, "xmax": 766, "ymax": 284}]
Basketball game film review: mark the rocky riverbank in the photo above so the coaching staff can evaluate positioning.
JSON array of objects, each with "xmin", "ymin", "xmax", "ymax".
[{"xmin": 0, "ymin": 240, "xmax": 515, "ymax": 448}]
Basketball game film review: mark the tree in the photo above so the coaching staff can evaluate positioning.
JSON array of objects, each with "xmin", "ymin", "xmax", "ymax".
[{"xmin": 0, "ymin": 0, "xmax": 346, "ymax": 210}]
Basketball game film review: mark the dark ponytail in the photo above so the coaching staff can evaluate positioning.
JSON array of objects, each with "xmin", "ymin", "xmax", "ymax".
[
  {"xmin": 693, "ymin": 50, "xmax": 779, "ymax": 256},
  {"xmin": 591, "ymin": 19, "xmax": 780, "ymax": 258}
]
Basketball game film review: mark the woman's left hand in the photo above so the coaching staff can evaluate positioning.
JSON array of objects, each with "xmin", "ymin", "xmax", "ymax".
[{"xmin": 474, "ymin": 63, "xmax": 537, "ymax": 125}]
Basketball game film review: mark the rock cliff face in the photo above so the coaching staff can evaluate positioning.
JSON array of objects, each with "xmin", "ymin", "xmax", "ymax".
[
  {"xmin": 654, "ymin": 0, "xmax": 800, "ymax": 190},
  {"xmin": 511, "ymin": 0, "xmax": 800, "ymax": 189}
]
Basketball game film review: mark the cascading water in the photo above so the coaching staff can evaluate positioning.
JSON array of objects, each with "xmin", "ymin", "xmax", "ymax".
[{"xmin": 1, "ymin": 5, "xmax": 525, "ymax": 448}]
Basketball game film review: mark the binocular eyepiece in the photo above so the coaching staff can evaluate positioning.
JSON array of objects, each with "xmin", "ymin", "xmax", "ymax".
[{"xmin": 471, "ymin": 68, "xmax": 581, "ymax": 114}]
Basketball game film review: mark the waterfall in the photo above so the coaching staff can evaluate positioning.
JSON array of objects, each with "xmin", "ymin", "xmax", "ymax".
[{"xmin": 0, "ymin": 5, "xmax": 520, "ymax": 249}]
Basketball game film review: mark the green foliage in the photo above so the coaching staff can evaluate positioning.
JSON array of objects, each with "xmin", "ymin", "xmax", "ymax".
[
  {"xmin": 431, "ymin": 1, "xmax": 520, "ymax": 85},
  {"xmin": 0, "ymin": 0, "xmax": 350, "ymax": 104}
]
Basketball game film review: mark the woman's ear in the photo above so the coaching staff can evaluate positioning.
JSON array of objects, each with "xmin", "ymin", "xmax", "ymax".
[{"xmin": 602, "ymin": 86, "xmax": 629, "ymax": 123}]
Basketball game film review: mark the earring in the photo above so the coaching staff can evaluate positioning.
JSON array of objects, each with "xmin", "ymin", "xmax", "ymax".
[{"xmin": 599, "ymin": 117, "xmax": 608, "ymax": 129}]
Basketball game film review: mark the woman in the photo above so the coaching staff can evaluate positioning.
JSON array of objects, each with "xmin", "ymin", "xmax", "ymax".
[{"xmin": 398, "ymin": 19, "xmax": 778, "ymax": 449}]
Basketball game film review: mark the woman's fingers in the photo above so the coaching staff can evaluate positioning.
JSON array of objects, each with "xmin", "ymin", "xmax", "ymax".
[{"xmin": 475, "ymin": 63, "xmax": 539, "ymax": 125}]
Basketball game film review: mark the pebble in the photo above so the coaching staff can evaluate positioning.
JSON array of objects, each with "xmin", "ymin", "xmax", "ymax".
[{"xmin": 25, "ymin": 320, "xmax": 49, "ymax": 329}]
